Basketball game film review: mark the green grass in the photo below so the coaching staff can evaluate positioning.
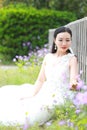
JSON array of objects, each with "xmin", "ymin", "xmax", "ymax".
[
  {"xmin": 0, "ymin": 65, "xmax": 40, "ymax": 87},
  {"xmin": 0, "ymin": 65, "xmax": 87, "ymax": 130}
]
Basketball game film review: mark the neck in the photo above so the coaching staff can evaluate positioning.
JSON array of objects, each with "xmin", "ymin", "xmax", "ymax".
[{"xmin": 55, "ymin": 51, "xmax": 67, "ymax": 57}]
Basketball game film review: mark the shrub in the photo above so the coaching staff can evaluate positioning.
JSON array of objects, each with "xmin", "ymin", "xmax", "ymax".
[{"xmin": 0, "ymin": 5, "xmax": 77, "ymax": 61}]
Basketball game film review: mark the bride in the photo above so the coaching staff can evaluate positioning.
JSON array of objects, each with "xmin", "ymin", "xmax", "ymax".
[{"xmin": 0, "ymin": 26, "xmax": 78, "ymax": 128}]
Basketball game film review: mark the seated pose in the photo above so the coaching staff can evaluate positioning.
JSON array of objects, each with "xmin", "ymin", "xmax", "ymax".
[{"xmin": 0, "ymin": 26, "xmax": 78, "ymax": 128}]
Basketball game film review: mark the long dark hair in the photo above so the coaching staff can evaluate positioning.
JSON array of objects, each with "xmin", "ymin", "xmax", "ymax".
[{"xmin": 51, "ymin": 26, "xmax": 72, "ymax": 53}]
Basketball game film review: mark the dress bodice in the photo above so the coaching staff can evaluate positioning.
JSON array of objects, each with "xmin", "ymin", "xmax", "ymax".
[
  {"xmin": 45, "ymin": 53, "xmax": 74, "ymax": 80},
  {"xmin": 44, "ymin": 53, "xmax": 74, "ymax": 91}
]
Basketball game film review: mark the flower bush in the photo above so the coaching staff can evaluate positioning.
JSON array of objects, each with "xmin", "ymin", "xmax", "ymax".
[
  {"xmin": 47, "ymin": 74, "xmax": 87, "ymax": 130},
  {"xmin": 13, "ymin": 44, "xmax": 49, "ymax": 68}
]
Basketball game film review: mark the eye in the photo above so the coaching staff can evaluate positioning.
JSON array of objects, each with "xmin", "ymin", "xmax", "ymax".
[
  {"xmin": 66, "ymin": 39, "xmax": 71, "ymax": 42},
  {"xmin": 58, "ymin": 39, "xmax": 62, "ymax": 41},
  {"xmin": 66, "ymin": 40, "xmax": 70, "ymax": 42}
]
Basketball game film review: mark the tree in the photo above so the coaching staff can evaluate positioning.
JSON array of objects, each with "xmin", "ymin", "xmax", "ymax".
[{"xmin": 2, "ymin": 0, "xmax": 87, "ymax": 18}]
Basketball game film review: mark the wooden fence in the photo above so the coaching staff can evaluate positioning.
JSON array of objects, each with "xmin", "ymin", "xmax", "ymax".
[{"xmin": 48, "ymin": 17, "xmax": 87, "ymax": 83}]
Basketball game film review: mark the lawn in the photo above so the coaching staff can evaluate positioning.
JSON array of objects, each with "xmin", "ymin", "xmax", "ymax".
[
  {"xmin": 0, "ymin": 65, "xmax": 40, "ymax": 87},
  {"xmin": 0, "ymin": 65, "xmax": 87, "ymax": 130}
]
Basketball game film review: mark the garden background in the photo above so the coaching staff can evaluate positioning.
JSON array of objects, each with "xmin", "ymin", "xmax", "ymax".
[{"xmin": 0, "ymin": 0, "xmax": 87, "ymax": 130}]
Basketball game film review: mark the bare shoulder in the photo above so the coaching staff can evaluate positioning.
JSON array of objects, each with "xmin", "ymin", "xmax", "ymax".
[
  {"xmin": 44, "ymin": 53, "xmax": 53, "ymax": 60},
  {"xmin": 43, "ymin": 53, "xmax": 53, "ymax": 64},
  {"xmin": 69, "ymin": 54, "xmax": 78, "ymax": 65}
]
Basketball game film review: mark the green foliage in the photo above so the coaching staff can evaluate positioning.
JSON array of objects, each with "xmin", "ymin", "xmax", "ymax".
[
  {"xmin": 2, "ymin": 0, "xmax": 87, "ymax": 18},
  {"xmin": 0, "ymin": 5, "xmax": 77, "ymax": 61}
]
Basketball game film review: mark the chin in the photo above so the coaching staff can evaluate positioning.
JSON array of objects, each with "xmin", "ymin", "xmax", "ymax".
[{"xmin": 61, "ymin": 49, "xmax": 67, "ymax": 53}]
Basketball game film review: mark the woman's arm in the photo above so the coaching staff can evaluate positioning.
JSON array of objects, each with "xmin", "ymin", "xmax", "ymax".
[
  {"xmin": 32, "ymin": 56, "xmax": 47, "ymax": 96},
  {"xmin": 20, "ymin": 55, "xmax": 48, "ymax": 100},
  {"xmin": 69, "ymin": 56, "xmax": 78, "ymax": 90},
  {"xmin": 20, "ymin": 56, "xmax": 47, "ymax": 100}
]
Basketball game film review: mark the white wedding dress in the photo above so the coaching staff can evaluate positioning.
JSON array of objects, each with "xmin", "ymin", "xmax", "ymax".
[{"xmin": 0, "ymin": 53, "xmax": 75, "ymax": 127}]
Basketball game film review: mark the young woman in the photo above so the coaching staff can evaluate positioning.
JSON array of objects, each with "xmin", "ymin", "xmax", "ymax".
[{"xmin": 0, "ymin": 26, "xmax": 78, "ymax": 127}]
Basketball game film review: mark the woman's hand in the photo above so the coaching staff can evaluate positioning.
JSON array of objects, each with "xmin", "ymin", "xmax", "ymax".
[
  {"xmin": 20, "ymin": 95, "xmax": 34, "ymax": 100},
  {"xmin": 20, "ymin": 92, "xmax": 34, "ymax": 100},
  {"xmin": 70, "ymin": 84, "xmax": 77, "ymax": 90},
  {"xmin": 70, "ymin": 80, "xmax": 78, "ymax": 90}
]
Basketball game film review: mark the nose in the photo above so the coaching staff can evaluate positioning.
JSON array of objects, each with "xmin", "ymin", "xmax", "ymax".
[{"xmin": 62, "ymin": 41, "xmax": 67, "ymax": 45}]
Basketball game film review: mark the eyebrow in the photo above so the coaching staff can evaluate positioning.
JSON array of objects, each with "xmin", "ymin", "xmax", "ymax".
[{"xmin": 58, "ymin": 37, "xmax": 71, "ymax": 39}]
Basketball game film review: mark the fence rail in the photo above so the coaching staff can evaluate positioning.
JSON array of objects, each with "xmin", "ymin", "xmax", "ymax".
[{"xmin": 49, "ymin": 17, "xmax": 87, "ymax": 83}]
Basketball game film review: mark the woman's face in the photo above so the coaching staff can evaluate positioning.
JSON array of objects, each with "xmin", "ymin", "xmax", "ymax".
[{"xmin": 54, "ymin": 32, "xmax": 72, "ymax": 53}]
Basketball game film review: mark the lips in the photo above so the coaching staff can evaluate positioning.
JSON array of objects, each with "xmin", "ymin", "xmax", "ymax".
[{"xmin": 61, "ymin": 47, "xmax": 67, "ymax": 49}]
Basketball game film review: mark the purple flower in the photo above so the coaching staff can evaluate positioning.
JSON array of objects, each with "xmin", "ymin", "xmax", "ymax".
[
  {"xmin": 23, "ymin": 123, "xmax": 28, "ymax": 130},
  {"xmin": 27, "ymin": 42, "xmax": 31, "ymax": 46},
  {"xmin": 73, "ymin": 92, "xmax": 84, "ymax": 106},
  {"xmin": 23, "ymin": 56, "xmax": 29, "ymax": 61},
  {"xmin": 82, "ymin": 92, "xmax": 87, "ymax": 104},
  {"xmin": 15, "ymin": 55, "xmax": 19, "ymax": 58},
  {"xmin": 53, "ymin": 99, "xmax": 57, "ymax": 104},
  {"xmin": 58, "ymin": 120, "xmax": 66, "ymax": 126},
  {"xmin": 13, "ymin": 44, "xmax": 49, "ymax": 66},
  {"xmin": 67, "ymin": 122, "xmax": 74, "ymax": 127},
  {"xmin": 22, "ymin": 43, "xmax": 26, "ymax": 47},
  {"xmin": 82, "ymin": 85, "xmax": 87, "ymax": 90},
  {"xmin": 66, "ymin": 119, "xmax": 74, "ymax": 127},
  {"xmin": 76, "ymin": 80, "xmax": 84, "ymax": 90},
  {"xmin": 18, "ymin": 56, "xmax": 23, "ymax": 60},
  {"xmin": 74, "ymin": 92, "xmax": 87, "ymax": 105},
  {"xmin": 45, "ymin": 120, "xmax": 52, "ymax": 126},
  {"xmin": 75, "ymin": 109, "xmax": 81, "ymax": 114},
  {"xmin": 36, "ymin": 46, "xmax": 39, "ymax": 50}
]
